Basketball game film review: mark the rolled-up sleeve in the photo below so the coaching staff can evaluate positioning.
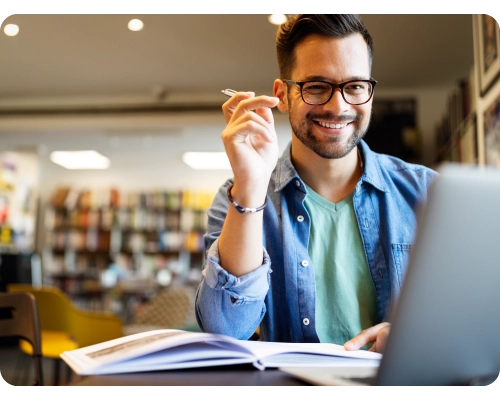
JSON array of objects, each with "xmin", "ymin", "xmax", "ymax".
[
  {"xmin": 202, "ymin": 238, "xmax": 271, "ymax": 303},
  {"xmin": 195, "ymin": 180, "xmax": 272, "ymax": 339}
]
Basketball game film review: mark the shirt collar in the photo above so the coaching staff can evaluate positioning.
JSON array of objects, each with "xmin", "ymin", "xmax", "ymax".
[
  {"xmin": 274, "ymin": 139, "xmax": 390, "ymax": 193},
  {"xmin": 274, "ymin": 142, "xmax": 302, "ymax": 192},
  {"xmin": 358, "ymin": 140, "xmax": 390, "ymax": 193}
]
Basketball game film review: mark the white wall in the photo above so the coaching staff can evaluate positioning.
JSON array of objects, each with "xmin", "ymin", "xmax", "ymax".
[{"xmin": 33, "ymin": 113, "xmax": 294, "ymax": 200}]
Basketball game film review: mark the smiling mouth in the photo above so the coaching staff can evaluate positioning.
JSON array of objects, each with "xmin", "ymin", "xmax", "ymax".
[{"xmin": 315, "ymin": 120, "xmax": 352, "ymax": 129}]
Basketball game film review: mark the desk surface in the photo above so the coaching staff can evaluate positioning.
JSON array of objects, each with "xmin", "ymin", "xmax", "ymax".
[
  {"xmin": 70, "ymin": 365, "xmax": 309, "ymax": 386},
  {"xmin": 70, "ymin": 367, "xmax": 500, "ymax": 387}
]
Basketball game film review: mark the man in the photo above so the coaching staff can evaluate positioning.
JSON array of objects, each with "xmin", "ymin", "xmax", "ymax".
[{"xmin": 195, "ymin": 14, "xmax": 437, "ymax": 352}]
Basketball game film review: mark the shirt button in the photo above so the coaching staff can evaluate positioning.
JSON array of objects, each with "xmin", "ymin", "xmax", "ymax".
[
  {"xmin": 303, "ymin": 318, "xmax": 310, "ymax": 326},
  {"xmin": 295, "ymin": 180, "xmax": 300, "ymax": 187},
  {"xmin": 297, "ymin": 215, "xmax": 304, "ymax": 222},
  {"xmin": 301, "ymin": 260, "xmax": 309, "ymax": 267}
]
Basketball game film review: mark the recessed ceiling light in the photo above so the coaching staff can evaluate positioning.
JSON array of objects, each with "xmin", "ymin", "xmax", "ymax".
[
  {"xmin": 268, "ymin": 14, "xmax": 287, "ymax": 26},
  {"xmin": 128, "ymin": 19, "xmax": 144, "ymax": 32},
  {"xmin": 50, "ymin": 151, "xmax": 111, "ymax": 170},
  {"xmin": 182, "ymin": 152, "xmax": 231, "ymax": 170},
  {"xmin": 3, "ymin": 24, "xmax": 19, "ymax": 37}
]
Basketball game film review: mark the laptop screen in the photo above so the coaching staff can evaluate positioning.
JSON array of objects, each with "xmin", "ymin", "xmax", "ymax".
[{"xmin": 377, "ymin": 163, "xmax": 500, "ymax": 385}]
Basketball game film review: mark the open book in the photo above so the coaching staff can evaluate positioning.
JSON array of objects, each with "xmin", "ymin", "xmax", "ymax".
[{"xmin": 61, "ymin": 329, "xmax": 381, "ymax": 375}]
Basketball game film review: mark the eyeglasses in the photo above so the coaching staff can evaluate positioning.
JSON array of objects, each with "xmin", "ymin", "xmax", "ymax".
[{"xmin": 283, "ymin": 79, "xmax": 377, "ymax": 106}]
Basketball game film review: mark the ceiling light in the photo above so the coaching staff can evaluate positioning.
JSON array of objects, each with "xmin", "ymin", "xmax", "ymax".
[
  {"xmin": 268, "ymin": 14, "xmax": 287, "ymax": 26},
  {"xmin": 182, "ymin": 152, "xmax": 231, "ymax": 170},
  {"xmin": 3, "ymin": 24, "xmax": 19, "ymax": 36},
  {"xmin": 128, "ymin": 19, "xmax": 144, "ymax": 32},
  {"xmin": 50, "ymin": 151, "xmax": 110, "ymax": 170}
]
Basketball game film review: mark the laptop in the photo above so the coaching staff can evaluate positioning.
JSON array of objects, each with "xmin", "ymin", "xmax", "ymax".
[{"xmin": 281, "ymin": 163, "xmax": 500, "ymax": 385}]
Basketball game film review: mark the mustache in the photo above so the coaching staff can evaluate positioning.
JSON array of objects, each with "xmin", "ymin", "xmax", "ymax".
[{"xmin": 306, "ymin": 111, "xmax": 361, "ymax": 123}]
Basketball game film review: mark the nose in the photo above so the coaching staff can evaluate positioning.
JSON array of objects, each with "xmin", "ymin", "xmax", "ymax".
[{"xmin": 323, "ymin": 87, "xmax": 350, "ymax": 113}]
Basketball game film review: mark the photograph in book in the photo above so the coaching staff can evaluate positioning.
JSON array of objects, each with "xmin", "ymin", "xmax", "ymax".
[{"xmin": 60, "ymin": 329, "xmax": 381, "ymax": 376}]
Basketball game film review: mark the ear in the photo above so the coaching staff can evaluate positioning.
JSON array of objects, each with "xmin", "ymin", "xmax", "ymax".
[{"xmin": 273, "ymin": 79, "xmax": 289, "ymax": 113}]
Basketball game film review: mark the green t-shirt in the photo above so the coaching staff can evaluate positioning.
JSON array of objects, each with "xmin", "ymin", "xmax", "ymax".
[{"xmin": 304, "ymin": 185, "xmax": 379, "ymax": 346}]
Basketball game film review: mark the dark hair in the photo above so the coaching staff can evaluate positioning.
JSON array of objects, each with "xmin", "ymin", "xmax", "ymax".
[{"xmin": 276, "ymin": 14, "xmax": 374, "ymax": 79}]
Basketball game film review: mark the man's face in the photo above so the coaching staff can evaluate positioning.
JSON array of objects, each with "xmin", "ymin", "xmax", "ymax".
[{"xmin": 277, "ymin": 33, "xmax": 373, "ymax": 159}]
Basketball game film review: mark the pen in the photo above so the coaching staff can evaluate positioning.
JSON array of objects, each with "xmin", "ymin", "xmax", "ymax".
[
  {"xmin": 221, "ymin": 89, "xmax": 275, "ymax": 111},
  {"xmin": 221, "ymin": 89, "xmax": 237, "ymax": 97}
]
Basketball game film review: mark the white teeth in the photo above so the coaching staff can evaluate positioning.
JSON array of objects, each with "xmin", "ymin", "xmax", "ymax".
[{"xmin": 317, "ymin": 121, "xmax": 348, "ymax": 129}]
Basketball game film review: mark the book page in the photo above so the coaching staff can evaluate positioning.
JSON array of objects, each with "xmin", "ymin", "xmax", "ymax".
[
  {"xmin": 264, "ymin": 354, "xmax": 380, "ymax": 368},
  {"xmin": 90, "ymin": 342, "xmax": 257, "ymax": 374},
  {"xmin": 239, "ymin": 340, "xmax": 382, "ymax": 361},
  {"xmin": 61, "ymin": 329, "xmax": 382, "ymax": 375},
  {"xmin": 61, "ymin": 329, "xmax": 256, "ymax": 375}
]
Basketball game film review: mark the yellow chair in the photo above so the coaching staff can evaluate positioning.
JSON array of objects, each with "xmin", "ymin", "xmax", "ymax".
[
  {"xmin": 0, "ymin": 292, "xmax": 44, "ymax": 385},
  {"xmin": 7, "ymin": 284, "xmax": 123, "ymax": 385}
]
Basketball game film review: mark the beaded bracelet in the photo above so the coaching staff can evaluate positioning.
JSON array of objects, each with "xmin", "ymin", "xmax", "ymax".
[{"xmin": 226, "ymin": 184, "xmax": 267, "ymax": 214}]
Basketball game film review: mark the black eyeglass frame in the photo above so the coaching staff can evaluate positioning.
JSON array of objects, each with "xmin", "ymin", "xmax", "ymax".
[{"xmin": 283, "ymin": 79, "xmax": 378, "ymax": 106}]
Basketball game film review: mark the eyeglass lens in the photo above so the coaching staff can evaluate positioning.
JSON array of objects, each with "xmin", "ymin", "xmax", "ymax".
[{"xmin": 302, "ymin": 81, "xmax": 373, "ymax": 105}]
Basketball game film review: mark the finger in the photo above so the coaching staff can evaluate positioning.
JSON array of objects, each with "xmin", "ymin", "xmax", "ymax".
[
  {"xmin": 373, "ymin": 326, "xmax": 390, "ymax": 354},
  {"xmin": 222, "ymin": 92, "xmax": 255, "ymax": 123},
  {"xmin": 228, "ymin": 111, "xmax": 277, "ymax": 142},
  {"xmin": 228, "ymin": 96, "xmax": 280, "ymax": 123},
  {"xmin": 254, "ymin": 104, "xmax": 277, "ymax": 126},
  {"xmin": 344, "ymin": 322, "xmax": 391, "ymax": 351},
  {"xmin": 223, "ymin": 119, "xmax": 275, "ymax": 145}
]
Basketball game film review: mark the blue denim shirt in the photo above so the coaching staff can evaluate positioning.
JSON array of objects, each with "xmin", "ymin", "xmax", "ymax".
[{"xmin": 195, "ymin": 140, "xmax": 438, "ymax": 343}]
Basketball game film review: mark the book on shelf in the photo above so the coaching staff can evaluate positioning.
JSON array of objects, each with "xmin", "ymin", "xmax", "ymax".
[
  {"xmin": 61, "ymin": 329, "xmax": 381, "ymax": 376},
  {"xmin": 458, "ymin": 118, "xmax": 478, "ymax": 164},
  {"xmin": 51, "ymin": 186, "xmax": 70, "ymax": 207},
  {"xmin": 78, "ymin": 190, "xmax": 92, "ymax": 209},
  {"xmin": 435, "ymin": 67, "xmax": 479, "ymax": 165},
  {"xmin": 63, "ymin": 188, "xmax": 80, "ymax": 210},
  {"xmin": 45, "ymin": 187, "xmax": 212, "ymax": 274},
  {"xmin": 158, "ymin": 231, "xmax": 183, "ymax": 251},
  {"xmin": 110, "ymin": 188, "xmax": 120, "ymax": 208},
  {"xmin": 49, "ymin": 187, "xmax": 214, "ymax": 212}
]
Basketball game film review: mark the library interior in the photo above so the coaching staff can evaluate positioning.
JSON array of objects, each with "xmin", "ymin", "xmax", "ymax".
[{"xmin": 1, "ymin": 14, "xmax": 500, "ymax": 387}]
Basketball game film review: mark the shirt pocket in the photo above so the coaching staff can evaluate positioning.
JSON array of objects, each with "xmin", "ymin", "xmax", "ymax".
[{"xmin": 391, "ymin": 243, "xmax": 413, "ymax": 288}]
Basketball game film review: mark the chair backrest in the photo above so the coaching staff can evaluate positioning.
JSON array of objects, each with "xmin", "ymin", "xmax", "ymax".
[
  {"xmin": 7, "ymin": 284, "xmax": 75, "ymax": 331},
  {"xmin": 0, "ymin": 292, "xmax": 44, "ymax": 385},
  {"xmin": 7, "ymin": 284, "xmax": 123, "ymax": 348},
  {"xmin": 133, "ymin": 287, "xmax": 194, "ymax": 328}
]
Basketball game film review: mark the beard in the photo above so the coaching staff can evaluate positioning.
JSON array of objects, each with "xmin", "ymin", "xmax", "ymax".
[{"xmin": 290, "ymin": 109, "xmax": 371, "ymax": 159}]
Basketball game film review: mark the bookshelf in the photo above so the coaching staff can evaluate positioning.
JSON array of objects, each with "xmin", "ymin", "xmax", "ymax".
[
  {"xmin": 42, "ymin": 186, "xmax": 215, "ymax": 321},
  {"xmin": 434, "ymin": 67, "xmax": 479, "ymax": 166}
]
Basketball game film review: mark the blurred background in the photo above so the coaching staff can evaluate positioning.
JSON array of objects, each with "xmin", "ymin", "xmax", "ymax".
[{"xmin": 0, "ymin": 14, "xmax": 498, "ymax": 327}]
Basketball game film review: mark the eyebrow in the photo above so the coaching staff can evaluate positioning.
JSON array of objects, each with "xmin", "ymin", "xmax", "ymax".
[{"xmin": 300, "ymin": 75, "xmax": 371, "ymax": 82}]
